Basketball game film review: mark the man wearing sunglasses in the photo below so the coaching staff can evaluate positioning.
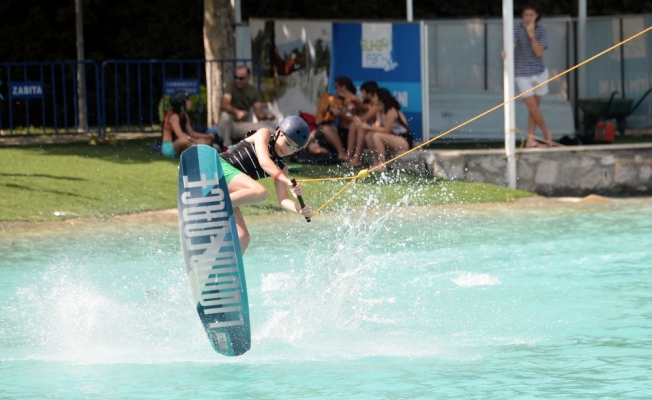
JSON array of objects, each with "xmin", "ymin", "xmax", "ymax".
[{"xmin": 218, "ymin": 65, "xmax": 276, "ymax": 147}]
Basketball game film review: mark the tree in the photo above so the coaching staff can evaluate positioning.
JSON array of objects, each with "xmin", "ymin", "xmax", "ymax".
[{"xmin": 204, "ymin": 0, "xmax": 236, "ymax": 127}]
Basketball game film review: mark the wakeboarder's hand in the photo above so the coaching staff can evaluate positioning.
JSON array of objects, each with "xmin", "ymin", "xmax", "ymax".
[
  {"xmin": 299, "ymin": 205, "xmax": 312, "ymax": 217},
  {"xmin": 290, "ymin": 182, "xmax": 303, "ymax": 197}
]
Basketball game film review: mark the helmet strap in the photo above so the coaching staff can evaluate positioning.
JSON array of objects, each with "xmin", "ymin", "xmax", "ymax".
[{"xmin": 270, "ymin": 130, "xmax": 282, "ymax": 157}]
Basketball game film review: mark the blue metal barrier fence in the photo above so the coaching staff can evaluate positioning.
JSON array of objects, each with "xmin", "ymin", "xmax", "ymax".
[
  {"xmin": 0, "ymin": 61, "xmax": 102, "ymax": 135},
  {"xmin": 0, "ymin": 59, "xmax": 260, "ymax": 137},
  {"xmin": 100, "ymin": 59, "xmax": 261, "ymax": 136}
]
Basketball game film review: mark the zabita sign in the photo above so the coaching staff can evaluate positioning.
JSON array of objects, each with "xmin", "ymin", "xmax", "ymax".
[{"xmin": 10, "ymin": 82, "xmax": 44, "ymax": 99}]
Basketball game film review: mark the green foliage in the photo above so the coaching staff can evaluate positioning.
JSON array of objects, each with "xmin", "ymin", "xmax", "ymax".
[
  {"xmin": 0, "ymin": 0, "xmax": 645, "ymax": 64},
  {"xmin": 0, "ymin": 0, "xmax": 204, "ymax": 62},
  {"xmin": 242, "ymin": 0, "xmax": 652, "ymax": 20},
  {"xmin": 157, "ymin": 86, "xmax": 209, "ymax": 126},
  {"xmin": 0, "ymin": 140, "xmax": 534, "ymax": 222}
]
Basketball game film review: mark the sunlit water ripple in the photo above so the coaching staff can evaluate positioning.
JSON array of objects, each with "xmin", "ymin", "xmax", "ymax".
[{"xmin": 1, "ymin": 198, "xmax": 651, "ymax": 398}]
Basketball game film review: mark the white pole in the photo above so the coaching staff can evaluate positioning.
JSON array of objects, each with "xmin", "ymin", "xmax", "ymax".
[
  {"xmin": 578, "ymin": 0, "xmax": 587, "ymax": 99},
  {"xmin": 407, "ymin": 0, "xmax": 413, "ymax": 22},
  {"xmin": 420, "ymin": 21, "xmax": 430, "ymax": 142},
  {"xmin": 503, "ymin": 0, "xmax": 517, "ymax": 188},
  {"xmin": 232, "ymin": 0, "xmax": 248, "ymax": 61},
  {"xmin": 232, "ymin": 0, "xmax": 241, "ymax": 24}
]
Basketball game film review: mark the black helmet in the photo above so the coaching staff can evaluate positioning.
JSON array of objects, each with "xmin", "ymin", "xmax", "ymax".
[
  {"xmin": 170, "ymin": 90, "xmax": 190, "ymax": 112},
  {"xmin": 277, "ymin": 115, "xmax": 310, "ymax": 148}
]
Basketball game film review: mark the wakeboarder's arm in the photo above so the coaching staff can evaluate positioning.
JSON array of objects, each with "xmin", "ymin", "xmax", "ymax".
[{"xmin": 274, "ymin": 166, "xmax": 311, "ymax": 215}]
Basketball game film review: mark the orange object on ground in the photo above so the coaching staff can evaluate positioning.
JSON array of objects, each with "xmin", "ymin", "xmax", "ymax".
[{"xmin": 594, "ymin": 121, "xmax": 615, "ymax": 142}]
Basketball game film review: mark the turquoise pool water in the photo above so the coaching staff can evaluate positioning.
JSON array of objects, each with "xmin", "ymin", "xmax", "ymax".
[{"xmin": 1, "ymin": 199, "xmax": 652, "ymax": 398}]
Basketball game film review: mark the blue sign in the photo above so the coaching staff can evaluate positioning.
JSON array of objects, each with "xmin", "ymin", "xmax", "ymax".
[
  {"xmin": 10, "ymin": 82, "xmax": 44, "ymax": 99},
  {"xmin": 330, "ymin": 23, "xmax": 423, "ymax": 139},
  {"xmin": 164, "ymin": 79, "xmax": 200, "ymax": 95}
]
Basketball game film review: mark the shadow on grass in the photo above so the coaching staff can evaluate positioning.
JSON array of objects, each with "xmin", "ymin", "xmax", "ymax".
[
  {"xmin": 10, "ymin": 139, "xmax": 179, "ymax": 165},
  {"xmin": 1, "ymin": 182, "xmax": 101, "ymax": 200},
  {"xmin": 0, "ymin": 173, "xmax": 86, "ymax": 181}
]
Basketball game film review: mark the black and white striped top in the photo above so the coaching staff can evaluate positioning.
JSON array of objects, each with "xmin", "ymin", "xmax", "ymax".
[
  {"xmin": 220, "ymin": 140, "xmax": 285, "ymax": 181},
  {"xmin": 513, "ymin": 24, "xmax": 548, "ymax": 77}
]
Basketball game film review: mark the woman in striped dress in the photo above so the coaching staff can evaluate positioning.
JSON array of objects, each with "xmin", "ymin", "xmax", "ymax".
[{"xmin": 512, "ymin": 3, "xmax": 553, "ymax": 148}]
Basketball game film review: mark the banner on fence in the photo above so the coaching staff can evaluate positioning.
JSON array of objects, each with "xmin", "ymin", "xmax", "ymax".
[
  {"xmin": 249, "ymin": 19, "xmax": 332, "ymax": 120},
  {"xmin": 163, "ymin": 79, "xmax": 200, "ymax": 95},
  {"xmin": 330, "ymin": 22, "xmax": 423, "ymax": 140},
  {"xmin": 10, "ymin": 82, "xmax": 44, "ymax": 99}
]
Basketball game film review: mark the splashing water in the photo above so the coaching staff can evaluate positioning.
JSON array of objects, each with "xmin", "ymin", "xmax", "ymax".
[
  {"xmin": 2, "ymin": 199, "xmax": 652, "ymax": 398},
  {"xmin": 255, "ymin": 210, "xmax": 397, "ymax": 356},
  {"xmin": 451, "ymin": 271, "xmax": 500, "ymax": 287}
]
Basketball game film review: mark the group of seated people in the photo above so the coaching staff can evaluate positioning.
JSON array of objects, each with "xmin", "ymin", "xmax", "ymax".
[
  {"xmin": 308, "ymin": 77, "xmax": 413, "ymax": 170},
  {"xmin": 160, "ymin": 65, "xmax": 275, "ymax": 158},
  {"xmin": 161, "ymin": 68, "xmax": 413, "ymax": 171}
]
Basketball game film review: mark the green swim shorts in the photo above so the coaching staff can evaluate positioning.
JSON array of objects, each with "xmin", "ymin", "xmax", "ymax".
[{"xmin": 220, "ymin": 157, "xmax": 243, "ymax": 185}]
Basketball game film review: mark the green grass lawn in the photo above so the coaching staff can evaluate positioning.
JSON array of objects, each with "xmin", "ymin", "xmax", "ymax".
[{"xmin": 0, "ymin": 139, "xmax": 535, "ymax": 222}]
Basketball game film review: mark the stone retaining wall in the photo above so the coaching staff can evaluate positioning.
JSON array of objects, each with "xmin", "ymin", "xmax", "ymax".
[
  {"xmin": 3, "ymin": 133, "xmax": 651, "ymax": 197},
  {"xmin": 392, "ymin": 143, "xmax": 652, "ymax": 196}
]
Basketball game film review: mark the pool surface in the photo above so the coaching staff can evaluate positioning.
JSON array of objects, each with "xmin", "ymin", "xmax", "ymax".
[{"xmin": 1, "ymin": 198, "xmax": 652, "ymax": 398}]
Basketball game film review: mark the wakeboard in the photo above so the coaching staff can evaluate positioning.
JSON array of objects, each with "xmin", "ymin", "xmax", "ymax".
[{"xmin": 178, "ymin": 144, "xmax": 251, "ymax": 356}]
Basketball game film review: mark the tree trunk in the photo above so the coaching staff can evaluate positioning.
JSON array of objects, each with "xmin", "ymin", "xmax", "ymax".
[
  {"xmin": 75, "ymin": 0, "xmax": 87, "ymax": 133},
  {"xmin": 204, "ymin": 0, "xmax": 235, "ymax": 127}
]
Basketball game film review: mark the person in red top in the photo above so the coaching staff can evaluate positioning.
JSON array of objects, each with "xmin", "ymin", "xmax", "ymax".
[{"xmin": 161, "ymin": 91, "xmax": 214, "ymax": 157}]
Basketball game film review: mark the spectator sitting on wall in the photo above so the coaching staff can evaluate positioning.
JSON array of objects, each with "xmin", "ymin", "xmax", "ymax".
[
  {"xmin": 344, "ymin": 80, "xmax": 381, "ymax": 167},
  {"xmin": 217, "ymin": 65, "xmax": 276, "ymax": 147},
  {"xmin": 356, "ymin": 80, "xmax": 381, "ymax": 127},
  {"xmin": 160, "ymin": 90, "xmax": 215, "ymax": 158},
  {"xmin": 351, "ymin": 88, "xmax": 413, "ymax": 171},
  {"xmin": 316, "ymin": 76, "xmax": 366, "ymax": 163}
]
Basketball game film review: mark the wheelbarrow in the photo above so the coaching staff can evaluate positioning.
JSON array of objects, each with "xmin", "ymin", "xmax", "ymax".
[{"xmin": 577, "ymin": 88, "xmax": 652, "ymax": 137}]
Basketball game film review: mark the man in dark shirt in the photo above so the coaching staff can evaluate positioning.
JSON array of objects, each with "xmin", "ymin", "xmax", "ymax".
[{"xmin": 218, "ymin": 66, "xmax": 276, "ymax": 146}]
